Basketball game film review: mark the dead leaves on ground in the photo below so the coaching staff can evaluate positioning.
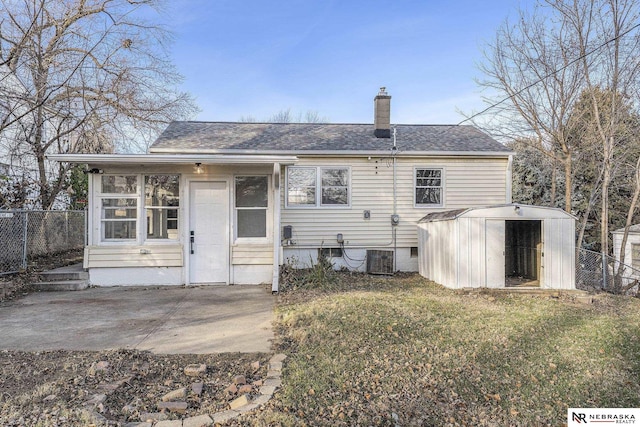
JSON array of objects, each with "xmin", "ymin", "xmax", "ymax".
[{"xmin": 271, "ymin": 274, "xmax": 640, "ymax": 426}]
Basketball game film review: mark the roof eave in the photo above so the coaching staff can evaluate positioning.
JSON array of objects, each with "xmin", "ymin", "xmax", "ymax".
[
  {"xmin": 148, "ymin": 147, "xmax": 514, "ymax": 157},
  {"xmin": 46, "ymin": 153, "xmax": 299, "ymax": 165}
]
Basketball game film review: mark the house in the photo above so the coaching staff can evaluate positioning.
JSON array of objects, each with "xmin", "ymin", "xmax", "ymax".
[
  {"xmin": 49, "ymin": 88, "xmax": 515, "ymax": 291},
  {"xmin": 417, "ymin": 204, "xmax": 576, "ymax": 290}
]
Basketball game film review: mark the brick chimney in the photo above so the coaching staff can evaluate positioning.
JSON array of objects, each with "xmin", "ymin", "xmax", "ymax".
[{"xmin": 374, "ymin": 87, "xmax": 391, "ymax": 138}]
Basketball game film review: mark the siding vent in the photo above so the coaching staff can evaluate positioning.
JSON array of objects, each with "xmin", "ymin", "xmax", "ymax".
[{"xmin": 366, "ymin": 250, "xmax": 394, "ymax": 275}]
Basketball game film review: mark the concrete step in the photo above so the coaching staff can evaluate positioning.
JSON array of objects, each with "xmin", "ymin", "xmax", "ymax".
[
  {"xmin": 39, "ymin": 270, "xmax": 89, "ymax": 281},
  {"xmin": 38, "ymin": 263, "xmax": 88, "ymax": 282},
  {"xmin": 34, "ymin": 279, "xmax": 89, "ymax": 292}
]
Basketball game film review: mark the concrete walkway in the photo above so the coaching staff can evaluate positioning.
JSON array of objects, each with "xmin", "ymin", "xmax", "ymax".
[{"xmin": 0, "ymin": 285, "xmax": 275, "ymax": 354}]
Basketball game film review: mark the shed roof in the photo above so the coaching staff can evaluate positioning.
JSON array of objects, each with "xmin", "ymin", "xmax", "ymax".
[
  {"xmin": 418, "ymin": 204, "xmax": 575, "ymax": 223},
  {"xmin": 612, "ymin": 224, "xmax": 640, "ymax": 234},
  {"xmin": 418, "ymin": 208, "xmax": 469, "ymax": 223},
  {"xmin": 149, "ymin": 122, "xmax": 511, "ymax": 155}
]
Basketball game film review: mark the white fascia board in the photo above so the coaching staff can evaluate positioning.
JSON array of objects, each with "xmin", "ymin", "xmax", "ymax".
[
  {"xmin": 148, "ymin": 147, "xmax": 514, "ymax": 158},
  {"xmin": 47, "ymin": 153, "xmax": 298, "ymax": 165}
]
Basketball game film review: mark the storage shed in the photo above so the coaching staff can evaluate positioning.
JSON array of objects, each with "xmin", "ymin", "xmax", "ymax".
[
  {"xmin": 417, "ymin": 204, "xmax": 576, "ymax": 290},
  {"xmin": 612, "ymin": 224, "xmax": 640, "ymax": 284}
]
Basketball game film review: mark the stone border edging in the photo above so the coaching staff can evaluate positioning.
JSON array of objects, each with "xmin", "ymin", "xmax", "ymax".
[{"xmin": 122, "ymin": 353, "xmax": 287, "ymax": 427}]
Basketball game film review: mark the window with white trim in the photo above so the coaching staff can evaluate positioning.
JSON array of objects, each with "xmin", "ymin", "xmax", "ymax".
[
  {"xmin": 286, "ymin": 166, "xmax": 350, "ymax": 207},
  {"xmin": 100, "ymin": 175, "xmax": 138, "ymax": 241},
  {"xmin": 98, "ymin": 174, "xmax": 180, "ymax": 242},
  {"xmin": 235, "ymin": 176, "xmax": 268, "ymax": 238},
  {"xmin": 287, "ymin": 167, "xmax": 316, "ymax": 206},
  {"xmin": 145, "ymin": 175, "xmax": 180, "ymax": 240},
  {"xmin": 415, "ymin": 168, "xmax": 443, "ymax": 207}
]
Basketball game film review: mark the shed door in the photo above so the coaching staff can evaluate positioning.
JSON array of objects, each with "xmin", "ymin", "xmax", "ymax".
[
  {"xmin": 189, "ymin": 181, "xmax": 229, "ymax": 284},
  {"xmin": 486, "ymin": 219, "xmax": 505, "ymax": 287}
]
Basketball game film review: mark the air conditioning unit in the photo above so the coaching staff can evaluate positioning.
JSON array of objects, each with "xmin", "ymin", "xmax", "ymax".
[{"xmin": 366, "ymin": 250, "xmax": 394, "ymax": 275}]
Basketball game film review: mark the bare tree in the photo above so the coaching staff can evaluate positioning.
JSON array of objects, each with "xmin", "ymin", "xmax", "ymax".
[
  {"xmin": 478, "ymin": 3, "xmax": 585, "ymax": 213},
  {"xmin": 554, "ymin": 0, "xmax": 640, "ymax": 256},
  {"xmin": 239, "ymin": 108, "xmax": 329, "ymax": 123},
  {"xmin": 0, "ymin": 0, "xmax": 198, "ymax": 209},
  {"xmin": 479, "ymin": 0, "xmax": 640, "ymax": 256}
]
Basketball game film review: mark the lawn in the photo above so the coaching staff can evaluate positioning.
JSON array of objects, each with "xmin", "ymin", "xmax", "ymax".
[
  {"xmin": 1, "ymin": 272, "xmax": 638, "ymax": 426},
  {"xmin": 237, "ymin": 273, "xmax": 640, "ymax": 426}
]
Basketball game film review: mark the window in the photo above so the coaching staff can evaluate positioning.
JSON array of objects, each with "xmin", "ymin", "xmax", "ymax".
[
  {"xmin": 287, "ymin": 167, "xmax": 316, "ymax": 206},
  {"xmin": 410, "ymin": 247, "xmax": 419, "ymax": 258},
  {"xmin": 321, "ymin": 168, "xmax": 349, "ymax": 205},
  {"xmin": 102, "ymin": 198, "xmax": 137, "ymax": 240},
  {"xmin": 145, "ymin": 175, "xmax": 180, "ymax": 240},
  {"xmin": 632, "ymin": 244, "xmax": 640, "ymax": 269},
  {"xmin": 286, "ymin": 167, "xmax": 350, "ymax": 207},
  {"xmin": 320, "ymin": 247, "xmax": 343, "ymax": 258},
  {"xmin": 98, "ymin": 174, "xmax": 180, "ymax": 242},
  {"xmin": 235, "ymin": 176, "xmax": 268, "ymax": 238},
  {"xmin": 415, "ymin": 168, "xmax": 443, "ymax": 207},
  {"xmin": 100, "ymin": 175, "xmax": 138, "ymax": 240}
]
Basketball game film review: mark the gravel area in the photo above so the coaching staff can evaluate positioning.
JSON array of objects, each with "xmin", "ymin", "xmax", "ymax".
[{"xmin": 0, "ymin": 349, "xmax": 270, "ymax": 426}]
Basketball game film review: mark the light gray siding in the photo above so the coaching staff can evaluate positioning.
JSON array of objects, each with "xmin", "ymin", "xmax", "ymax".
[{"xmin": 281, "ymin": 156, "xmax": 509, "ymax": 249}]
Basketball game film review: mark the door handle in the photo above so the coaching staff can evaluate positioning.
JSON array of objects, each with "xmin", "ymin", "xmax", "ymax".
[{"xmin": 190, "ymin": 231, "xmax": 195, "ymax": 254}]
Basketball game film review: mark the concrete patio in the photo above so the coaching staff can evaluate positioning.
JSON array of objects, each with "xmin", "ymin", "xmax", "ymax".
[{"xmin": 0, "ymin": 285, "xmax": 275, "ymax": 354}]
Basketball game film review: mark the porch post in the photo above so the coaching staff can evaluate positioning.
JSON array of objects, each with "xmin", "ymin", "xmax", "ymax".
[{"xmin": 272, "ymin": 163, "xmax": 281, "ymax": 293}]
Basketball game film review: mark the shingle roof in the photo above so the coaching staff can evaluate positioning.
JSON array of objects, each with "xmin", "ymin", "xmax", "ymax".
[{"xmin": 149, "ymin": 122, "xmax": 510, "ymax": 154}]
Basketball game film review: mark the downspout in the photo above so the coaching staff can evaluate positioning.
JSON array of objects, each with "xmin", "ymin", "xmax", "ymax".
[
  {"xmin": 392, "ymin": 127, "xmax": 398, "ymax": 271},
  {"xmin": 393, "ymin": 127, "xmax": 398, "ymax": 216},
  {"xmin": 272, "ymin": 163, "xmax": 281, "ymax": 293}
]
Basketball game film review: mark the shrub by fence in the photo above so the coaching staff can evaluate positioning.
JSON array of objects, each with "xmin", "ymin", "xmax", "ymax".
[{"xmin": 0, "ymin": 210, "xmax": 85, "ymax": 275}]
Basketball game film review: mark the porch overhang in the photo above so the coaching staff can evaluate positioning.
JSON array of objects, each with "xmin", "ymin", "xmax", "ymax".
[
  {"xmin": 50, "ymin": 153, "xmax": 294, "ymax": 292},
  {"xmin": 47, "ymin": 153, "xmax": 298, "ymax": 166}
]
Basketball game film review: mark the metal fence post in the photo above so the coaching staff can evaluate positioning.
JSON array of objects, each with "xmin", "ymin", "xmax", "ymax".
[
  {"xmin": 601, "ymin": 251, "xmax": 607, "ymax": 290},
  {"xmin": 22, "ymin": 211, "xmax": 29, "ymax": 270}
]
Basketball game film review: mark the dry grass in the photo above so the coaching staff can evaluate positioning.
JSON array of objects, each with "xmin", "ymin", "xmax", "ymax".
[
  {"xmin": 1, "ymin": 273, "xmax": 639, "ymax": 426},
  {"xmin": 239, "ymin": 273, "xmax": 640, "ymax": 426}
]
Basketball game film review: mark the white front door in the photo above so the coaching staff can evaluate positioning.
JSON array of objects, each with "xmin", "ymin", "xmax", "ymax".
[
  {"xmin": 485, "ymin": 219, "xmax": 505, "ymax": 288},
  {"xmin": 189, "ymin": 181, "xmax": 229, "ymax": 284}
]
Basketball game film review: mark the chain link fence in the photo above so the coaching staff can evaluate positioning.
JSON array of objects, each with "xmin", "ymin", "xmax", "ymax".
[
  {"xmin": 576, "ymin": 248, "xmax": 640, "ymax": 295},
  {"xmin": 0, "ymin": 210, "xmax": 86, "ymax": 275}
]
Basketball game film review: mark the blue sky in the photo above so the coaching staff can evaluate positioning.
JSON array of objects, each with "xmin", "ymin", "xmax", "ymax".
[{"xmin": 160, "ymin": 0, "xmax": 521, "ymax": 125}]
